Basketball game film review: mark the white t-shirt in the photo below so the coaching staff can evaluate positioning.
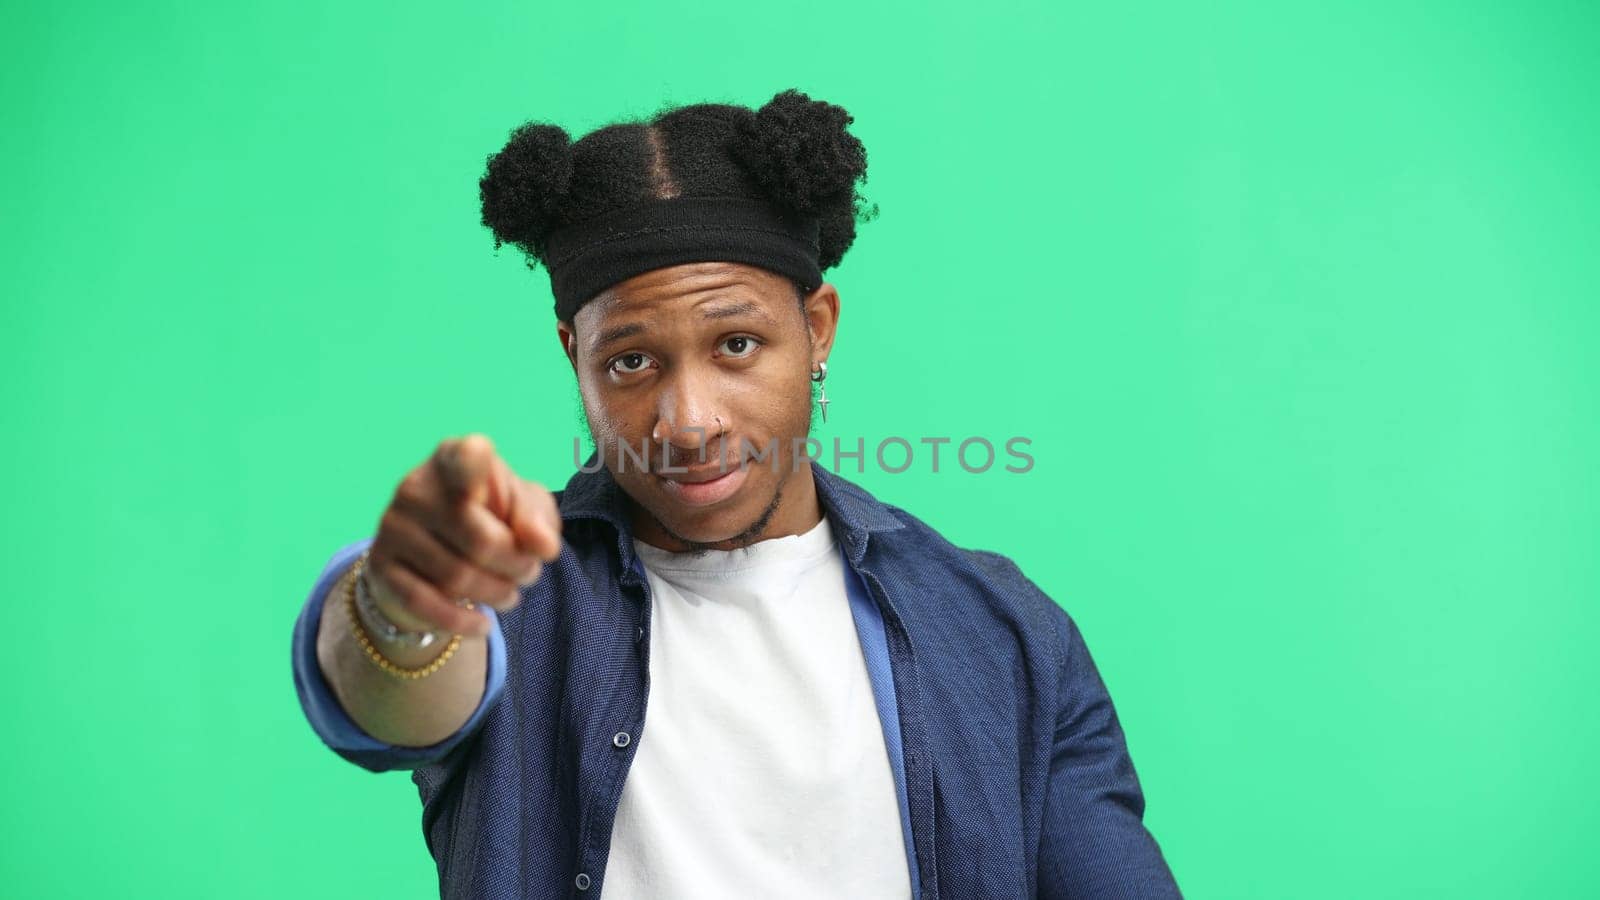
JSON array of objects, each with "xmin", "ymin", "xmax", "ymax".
[{"xmin": 602, "ymin": 514, "xmax": 912, "ymax": 899}]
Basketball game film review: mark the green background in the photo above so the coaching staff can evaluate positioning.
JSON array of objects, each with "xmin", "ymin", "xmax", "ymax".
[{"xmin": 4, "ymin": 1, "xmax": 1595, "ymax": 897}]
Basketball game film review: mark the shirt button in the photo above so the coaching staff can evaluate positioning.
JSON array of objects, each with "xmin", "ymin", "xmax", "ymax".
[
  {"xmin": 613, "ymin": 731, "xmax": 631, "ymax": 748},
  {"xmin": 635, "ymin": 624, "xmax": 644, "ymax": 642},
  {"xmin": 574, "ymin": 872, "xmax": 591, "ymax": 891}
]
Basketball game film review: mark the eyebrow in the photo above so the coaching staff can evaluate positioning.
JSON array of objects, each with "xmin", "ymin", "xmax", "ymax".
[
  {"xmin": 590, "ymin": 300, "xmax": 779, "ymax": 352},
  {"xmin": 592, "ymin": 321, "xmax": 646, "ymax": 352},
  {"xmin": 699, "ymin": 300, "xmax": 775, "ymax": 324}
]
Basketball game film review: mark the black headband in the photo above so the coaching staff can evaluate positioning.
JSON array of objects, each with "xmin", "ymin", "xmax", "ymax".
[{"xmin": 544, "ymin": 196, "xmax": 823, "ymax": 322}]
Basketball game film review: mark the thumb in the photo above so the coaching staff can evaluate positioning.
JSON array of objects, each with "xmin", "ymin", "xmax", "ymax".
[{"xmin": 507, "ymin": 477, "xmax": 562, "ymax": 561}]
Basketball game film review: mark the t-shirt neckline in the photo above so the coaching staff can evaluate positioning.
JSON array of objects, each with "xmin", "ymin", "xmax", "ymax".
[{"xmin": 632, "ymin": 515, "xmax": 838, "ymax": 576}]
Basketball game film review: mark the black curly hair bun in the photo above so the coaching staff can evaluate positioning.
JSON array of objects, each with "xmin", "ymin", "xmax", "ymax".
[
  {"xmin": 479, "ymin": 89, "xmax": 875, "ymax": 285},
  {"xmin": 732, "ymin": 89, "xmax": 870, "ymax": 269},
  {"xmin": 478, "ymin": 122, "xmax": 574, "ymax": 262}
]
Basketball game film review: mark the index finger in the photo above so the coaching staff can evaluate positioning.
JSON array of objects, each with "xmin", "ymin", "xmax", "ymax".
[{"xmin": 432, "ymin": 434, "xmax": 498, "ymax": 505}]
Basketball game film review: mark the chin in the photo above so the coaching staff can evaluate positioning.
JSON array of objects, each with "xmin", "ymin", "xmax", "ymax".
[
  {"xmin": 652, "ymin": 495, "xmax": 754, "ymax": 542},
  {"xmin": 641, "ymin": 471, "xmax": 777, "ymax": 546},
  {"xmin": 657, "ymin": 512, "xmax": 745, "ymax": 545}
]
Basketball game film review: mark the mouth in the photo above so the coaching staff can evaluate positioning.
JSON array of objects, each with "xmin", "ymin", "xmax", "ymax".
[{"xmin": 656, "ymin": 459, "xmax": 749, "ymax": 508}]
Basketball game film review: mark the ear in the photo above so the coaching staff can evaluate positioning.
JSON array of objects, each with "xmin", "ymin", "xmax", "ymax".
[
  {"xmin": 802, "ymin": 282, "xmax": 840, "ymax": 364},
  {"xmin": 555, "ymin": 319, "xmax": 579, "ymax": 374}
]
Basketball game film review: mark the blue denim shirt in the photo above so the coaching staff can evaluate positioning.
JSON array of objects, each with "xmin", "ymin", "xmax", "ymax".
[{"xmin": 291, "ymin": 459, "xmax": 1180, "ymax": 898}]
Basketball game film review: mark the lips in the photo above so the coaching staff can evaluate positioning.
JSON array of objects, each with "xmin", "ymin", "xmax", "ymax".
[
  {"xmin": 661, "ymin": 465, "xmax": 739, "ymax": 484},
  {"xmin": 656, "ymin": 458, "xmax": 749, "ymax": 507}
]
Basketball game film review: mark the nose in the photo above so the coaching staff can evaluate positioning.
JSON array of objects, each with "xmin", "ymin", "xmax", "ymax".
[{"xmin": 650, "ymin": 376, "xmax": 727, "ymax": 463}]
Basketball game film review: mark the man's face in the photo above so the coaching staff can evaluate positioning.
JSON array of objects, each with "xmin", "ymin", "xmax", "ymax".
[{"xmin": 558, "ymin": 261, "xmax": 838, "ymax": 550}]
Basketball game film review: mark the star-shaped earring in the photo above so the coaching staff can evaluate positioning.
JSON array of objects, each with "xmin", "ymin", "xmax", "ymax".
[{"xmin": 811, "ymin": 360, "xmax": 829, "ymax": 424}]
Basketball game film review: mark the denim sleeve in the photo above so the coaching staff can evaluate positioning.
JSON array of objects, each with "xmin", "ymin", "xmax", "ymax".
[
  {"xmin": 290, "ymin": 536, "xmax": 508, "ymax": 773},
  {"xmin": 1036, "ymin": 603, "xmax": 1182, "ymax": 899}
]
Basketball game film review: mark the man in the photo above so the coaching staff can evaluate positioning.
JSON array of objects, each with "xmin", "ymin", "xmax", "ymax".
[{"xmin": 291, "ymin": 88, "xmax": 1181, "ymax": 899}]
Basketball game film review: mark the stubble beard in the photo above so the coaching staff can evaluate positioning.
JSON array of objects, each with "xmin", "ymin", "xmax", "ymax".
[{"xmin": 642, "ymin": 460, "xmax": 795, "ymax": 555}]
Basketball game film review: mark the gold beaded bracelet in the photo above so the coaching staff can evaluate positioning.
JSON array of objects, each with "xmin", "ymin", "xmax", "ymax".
[{"xmin": 345, "ymin": 554, "xmax": 464, "ymax": 680}]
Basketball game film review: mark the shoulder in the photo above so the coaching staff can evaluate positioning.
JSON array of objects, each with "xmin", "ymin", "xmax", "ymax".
[
  {"xmin": 875, "ymin": 497, "xmax": 1033, "ymax": 579},
  {"xmin": 854, "ymin": 491, "xmax": 1078, "ymax": 744},
  {"xmin": 858, "ymin": 492, "xmax": 1071, "ymax": 657}
]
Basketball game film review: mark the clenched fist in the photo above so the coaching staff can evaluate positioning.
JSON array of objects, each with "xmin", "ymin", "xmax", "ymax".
[{"xmin": 364, "ymin": 433, "xmax": 563, "ymax": 638}]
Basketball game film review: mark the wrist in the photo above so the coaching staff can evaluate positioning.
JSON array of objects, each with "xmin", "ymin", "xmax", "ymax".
[
  {"xmin": 344, "ymin": 553, "xmax": 466, "ymax": 680},
  {"xmin": 355, "ymin": 556, "xmax": 447, "ymax": 649}
]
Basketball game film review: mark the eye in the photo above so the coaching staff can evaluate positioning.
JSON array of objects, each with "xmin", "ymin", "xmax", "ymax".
[
  {"xmin": 608, "ymin": 351, "xmax": 656, "ymax": 375},
  {"xmin": 717, "ymin": 335, "xmax": 762, "ymax": 359}
]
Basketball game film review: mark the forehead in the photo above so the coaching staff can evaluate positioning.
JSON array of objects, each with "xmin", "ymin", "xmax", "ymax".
[{"xmin": 578, "ymin": 261, "xmax": 793, "ymax": 326}]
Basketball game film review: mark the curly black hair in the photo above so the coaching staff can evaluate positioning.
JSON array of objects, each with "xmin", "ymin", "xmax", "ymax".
[{"xmin": 478, "ymin": 89, "xmax": 874, "ymax": 309}]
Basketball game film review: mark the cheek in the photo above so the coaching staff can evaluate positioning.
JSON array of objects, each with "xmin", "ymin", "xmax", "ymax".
[
  {"xmin": 582, "ymin": 390, "xmax": 657, "ymax": 452},
  {"xmin": 575, "ymin": 378, "xmax": 625, "ymax": 441},
  {"xmin": 739, "ymin": 370, "xmax": 815, "ymax": 445}
]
